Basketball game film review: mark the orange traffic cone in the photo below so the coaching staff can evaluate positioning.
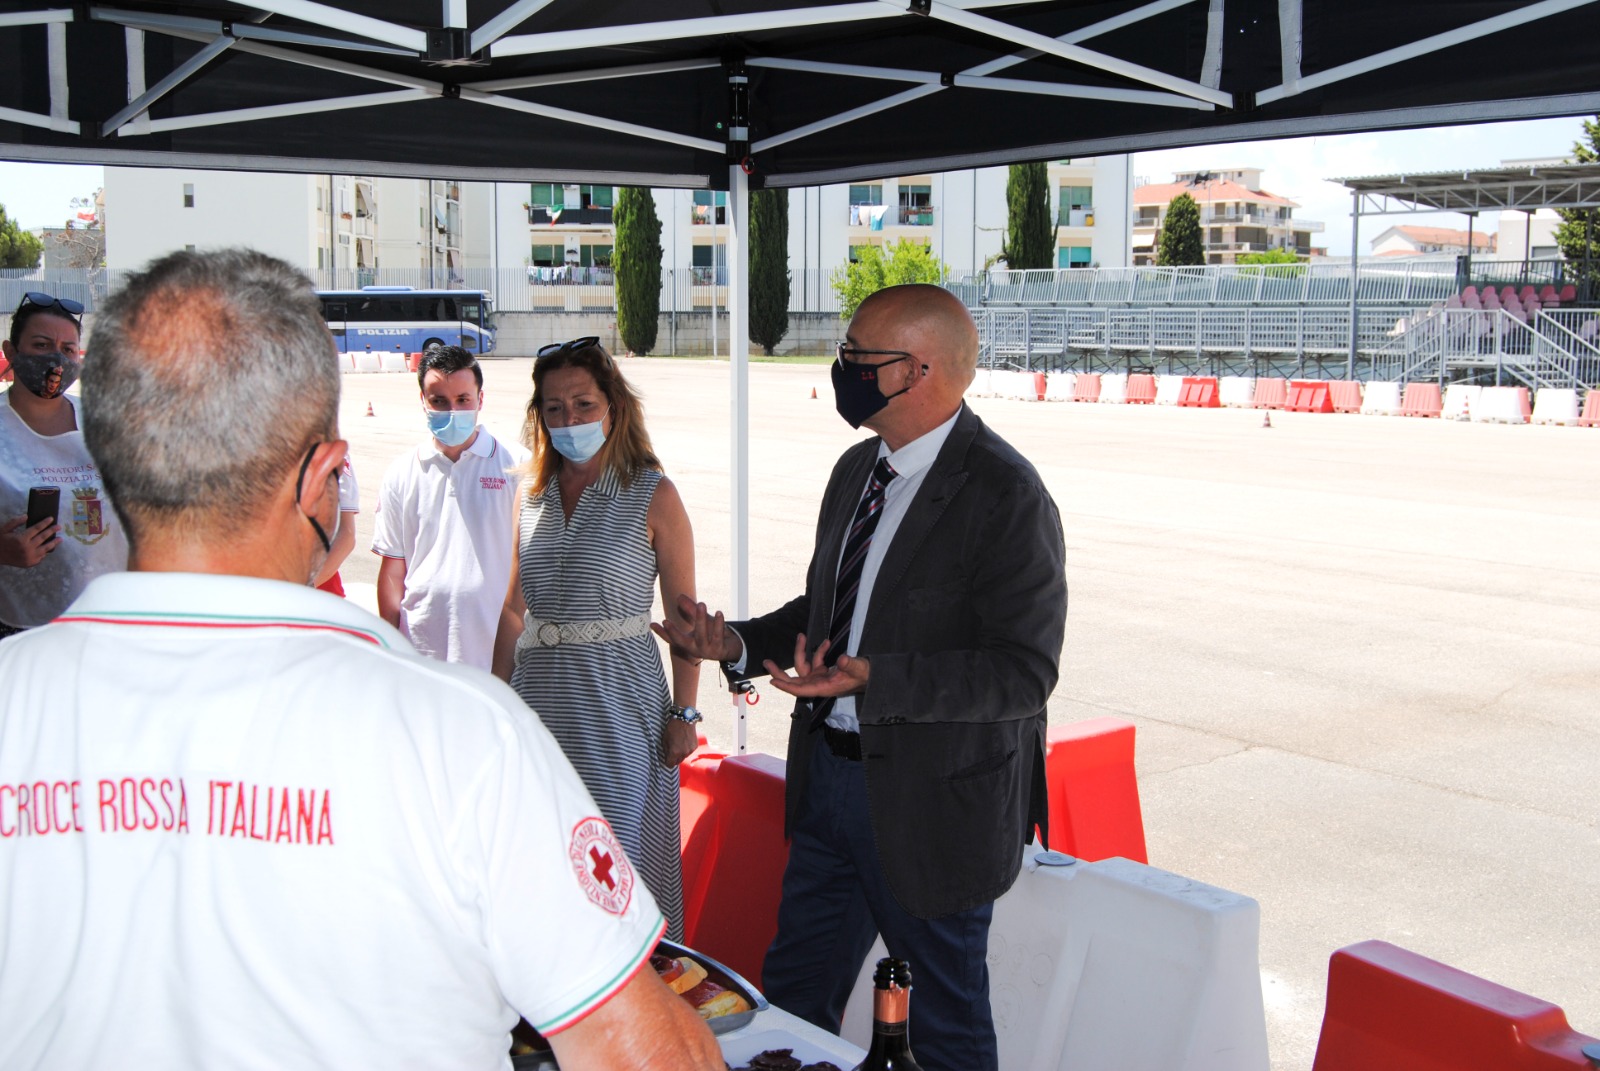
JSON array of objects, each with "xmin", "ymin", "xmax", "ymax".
[
  {"xmin": 1261, "ymin": 412, "xmax": 1272, "ymax": 429},
  {"xmin": 810, "ymin": 386, "xmax": 817, "ymax": 399},
  {"xmin": 365, "ymin": 402, "xmax": 375, "ymax": 417}
]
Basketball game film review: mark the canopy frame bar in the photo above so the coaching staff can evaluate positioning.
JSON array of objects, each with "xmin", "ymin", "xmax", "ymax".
[{"xmin": 1257, "ymin": 0, "xmax": 1600, "ymax": 105}]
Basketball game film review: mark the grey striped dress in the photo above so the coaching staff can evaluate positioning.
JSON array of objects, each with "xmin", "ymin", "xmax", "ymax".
[{"xmin": 509, "ymin": 466, "xmax": 684, "ymax": 939}]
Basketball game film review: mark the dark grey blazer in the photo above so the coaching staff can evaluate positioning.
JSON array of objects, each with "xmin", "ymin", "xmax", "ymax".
[{"xmin": 735, "ymin": 403, "xmax": 1068, "ymax": 919}]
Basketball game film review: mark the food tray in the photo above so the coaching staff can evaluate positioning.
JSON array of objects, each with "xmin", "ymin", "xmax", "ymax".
[{"xmin": 509, "ymin": 938, "xmax": 770, "ymax": 1067}]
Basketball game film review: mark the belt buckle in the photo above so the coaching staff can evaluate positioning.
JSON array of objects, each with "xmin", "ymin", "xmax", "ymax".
[{"xmin": 536, "ymin": 621, "xmax": 562, "ymax": 647}]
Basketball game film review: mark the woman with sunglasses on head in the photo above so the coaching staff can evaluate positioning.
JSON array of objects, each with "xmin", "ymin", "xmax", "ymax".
[
  {"xmin": 0, "ymin": 293, "xmax": 129, "ymax": 640},
  {"xmin": 492, "ymin": 337, "xmax": 700, "ymax": 940}
]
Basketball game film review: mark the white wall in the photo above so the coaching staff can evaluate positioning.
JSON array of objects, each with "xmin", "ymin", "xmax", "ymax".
[
  {"xmin": 1496, "ymin": 209, "xmax": 1563, "ymax": 260},
  {"xmin": 105, "ymin": 167, "xmax": 313, "ymax": 271},
  {"xmin": 1091, "ymin": 154, "xmax": 1133, "ymax": 268}
]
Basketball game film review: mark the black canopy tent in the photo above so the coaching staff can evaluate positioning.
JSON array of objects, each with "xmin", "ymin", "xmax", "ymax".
[{"xmin": 4, "ymin": 0, "xmax": 1598, "ymax": 743}]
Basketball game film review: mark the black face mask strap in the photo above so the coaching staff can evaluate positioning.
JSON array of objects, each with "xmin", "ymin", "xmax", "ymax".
[{"xmin": 296, "ymin": 445, "xmax": 332, "ymax": 555}]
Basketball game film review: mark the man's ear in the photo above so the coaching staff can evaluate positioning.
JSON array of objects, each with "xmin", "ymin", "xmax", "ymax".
[{"xmin": 297, "ymin": 440, "xmax": 347, "ymax": 517}]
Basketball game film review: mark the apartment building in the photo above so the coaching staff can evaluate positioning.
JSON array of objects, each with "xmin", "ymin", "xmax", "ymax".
[
  {"xmin": 1131, "ymin": 167, "xmax": 1324, "ymax": 265},
  {"xmin": 1369, "ymin": 224, "xmax": 1496, "ymax": 258}
]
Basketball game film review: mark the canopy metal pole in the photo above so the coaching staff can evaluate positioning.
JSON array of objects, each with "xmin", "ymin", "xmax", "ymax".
[
  {"xmin": 727, "ymin": 161, "xmax": 751, "ymax": 755},
  {"xmin": 1347, "ymin": 190, "xmax": 1359, "ymax": 377}
]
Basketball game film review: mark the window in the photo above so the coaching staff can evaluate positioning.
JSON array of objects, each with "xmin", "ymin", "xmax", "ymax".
[
  {"xmin": 182, "ymin": 183, "xmax": 195, "ymax": 208},
  {"xmin": 898, "ymin": 184, "xmax": 932, "ymax": 209},
  {"xmin": 692, "ymin": 190, "xmax": 726, "ymax": 225},
  {"xmin": 1057, "ymin": 246, "xmax": 1091, "ymax": 268},
  {"xmin": 530, "ymin": 244, "xmax": 563, "ymax": 267},
  {"xmin": 578, "ymin": 244, "xmax": 613, "ymax": 267},
  {"xmin": 848, "ymin": 244, "xmax": 877, "ymax": 263},
  {"xmin": 530, "ymin": 183, "xmax": 559, "ymax": 207},
  {"xmin": 691, "ymin": 245, "xmax": 717, "ymax": 267},
  {"xmin": 1059, "ymin": 185, "xmax": 1092, "ymax": 211},
  {"xmin": 849, "ymin": 184, "xmax": 883, "ymax": 206}
]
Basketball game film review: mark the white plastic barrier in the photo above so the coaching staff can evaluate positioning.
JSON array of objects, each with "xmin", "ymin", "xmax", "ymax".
[
  {"xmin": 354, "ymin": 352, "xmax": 383, "ymax": 373},
  {"xmin": 1359, "ymin": 381, "xmax": 1403, "ymax": 415},
  {"xmin": 842, "ymin": 848, "xmax": 1270, "ymax": 1071},
  {"xmin": 1443, "ymin": 383, "xmax": 1482, "ymax": 421},
  {"xmin": 1006, "ymin": 371, "xmax": 1039, "ymax": 401},
  {"xmin": 1044, "ymin": 372, "xmax": 1076, "ymax": 401},
  {"xmin": 1219, "ymin": 376, "xmax": 1257, "ymax": 408},
  {"xmin": 337, "ymin": 353, "xmax": 358, "ymax": 373},
  {"xmin": 1098, "ymin": 373, "xmax": 1128, "ymax": 404},
  {"xmin": 379, "ymin": 351, "xmax": 409, "ymax": 373},
  {"xmin": 1475, "ymin": 386, "xmax": 1529, "ymax": 424},
  {"xmin": 1154, "ymin": 375, "xmax": 1184, "ymax": 405},
  {"xmin": 1532, "ymin": 388, "xmax": 1581, "ymax": 426},
  {"xmin": 966, "ymin": 369, "xmax": 993, "ymax": 399}
]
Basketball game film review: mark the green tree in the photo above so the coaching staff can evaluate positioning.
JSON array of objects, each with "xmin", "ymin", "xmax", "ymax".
[
  {"xmin": 830, "ymin": 240, "xmax": 949, "ymax": 320},
  {"xmin": 1235, "ymin": 248, "xmax": 1303, "ymax": 266},
  {"xmin": 749, "ymin": 187, "xmax": 790, "ymax": 355},
  {"xmin": 613, "ymin": 187, "xmax": 662, "ymax": 355},
  {"xmin": 0, "ymin": 206, "xmax": 43, "ymax": 270},
  {"xmin": 1157, "ymin": 192, "xmax": 1204, "ymax": 266},
  {"xmin": 1554, "ymin": 114, "xmax": 1600, "ymax": 294},
  {"xmin": 1000, "ymin": 162, "xmax": 1054, "ymax": 270}
]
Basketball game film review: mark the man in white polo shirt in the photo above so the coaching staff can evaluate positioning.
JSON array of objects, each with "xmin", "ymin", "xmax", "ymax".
[
  {"xmin": 373, "ymin": 344, "xmax": 529, "ymax": 668},
  {"xmin": 0, "ymin": 249, "xmax": 723, "ymax": 1071}
]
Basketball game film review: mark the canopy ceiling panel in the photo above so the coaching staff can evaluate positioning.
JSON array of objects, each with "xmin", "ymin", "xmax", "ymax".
[{"xmin": 0, "ymin": 0, "xmax": 1597, "ymax": 188}]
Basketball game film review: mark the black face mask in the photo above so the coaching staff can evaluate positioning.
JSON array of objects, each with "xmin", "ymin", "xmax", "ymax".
[
  {"xmin": 295, "ymin": 445, "xmax": 334, "ymax": 561},
  {"xmin": 13, "ymin": 350, "xmax": 81, "ymax": 399},
  {"xmin": 831, "ymin": 353, "xmax": 916, "ymax": 430}
]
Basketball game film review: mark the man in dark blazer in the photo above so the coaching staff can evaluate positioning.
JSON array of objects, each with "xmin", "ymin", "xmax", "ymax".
[{"xmin": 655, "ymin": 283, "xmax": 1067, "ymax": 1071}]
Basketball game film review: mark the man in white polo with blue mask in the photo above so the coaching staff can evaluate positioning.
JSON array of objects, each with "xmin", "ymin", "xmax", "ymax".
[{"xmin": 373, "ymin": 345, "xmax": 529, "ymax": 668}]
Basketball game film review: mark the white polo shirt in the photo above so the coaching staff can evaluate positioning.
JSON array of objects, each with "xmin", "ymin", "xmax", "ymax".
[
  {"xmin": 371, "ymin": 426, "xmax": 530, "ymax": 668},
  {"xmin": 0, "ymin": 571, "xmax": 663, "ymax": 1070}
]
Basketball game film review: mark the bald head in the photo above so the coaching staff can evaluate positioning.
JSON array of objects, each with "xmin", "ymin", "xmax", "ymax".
[{"xmin": 852, "ymin": 284, "xmax": 979, "ymax": 393}]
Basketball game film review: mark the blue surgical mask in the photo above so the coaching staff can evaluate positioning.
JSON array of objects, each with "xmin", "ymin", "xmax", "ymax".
[
  {"xmin": 548, "ymin": 418, "xmax": 607, "ymax": 463},
  {"xmin": 425, "ymin": 408, "xmax": 478, "ymax": 447}
]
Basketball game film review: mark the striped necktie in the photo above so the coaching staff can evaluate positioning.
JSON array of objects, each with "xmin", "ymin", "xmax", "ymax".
[{"xmin": 809, "ymin": 456, "xmax": 898, "ymax": 730}]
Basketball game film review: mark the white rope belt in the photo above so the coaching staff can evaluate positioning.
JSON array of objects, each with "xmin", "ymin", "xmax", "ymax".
[{"xmin": 517, "ymin": 611, "xmax": 651, "ymax": 650}]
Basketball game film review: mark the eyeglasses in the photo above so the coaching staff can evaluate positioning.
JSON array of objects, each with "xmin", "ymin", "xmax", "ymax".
[
  {"xmin": 16, "ymin": 291, "xmax": 84, "ymax": 322},
  {"xmin": 536, "ymin": 336, "xmax": 602, "ymax": 363},
  {"xmin": 836, "ymin": 341, "xmax": 917, "ymax": 365}
]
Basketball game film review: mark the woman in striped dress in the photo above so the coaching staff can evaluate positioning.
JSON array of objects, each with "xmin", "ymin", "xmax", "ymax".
[{"xmin": 492, "ymin": 337, "xmax": 700, "ymax": 940}]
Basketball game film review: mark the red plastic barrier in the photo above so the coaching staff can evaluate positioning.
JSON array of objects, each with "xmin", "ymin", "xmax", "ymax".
[
  {"xmin": 1177, "ymin": 376, "xmax": 1220, "ymax": 408},
  {"xmin": 1071, "ymin": 372, "xmax": 1102, "ymax": 402},
  {"xmin": 1041, "ymin": 718, "xmax": 1147, "ymax": 863},
  {"xmin": 1580, "ymin": 391, "xmax": 1600, "ymax": 427},
  {"xmin": 1313, "ymin": 940, "xmax": 1600, "ymax": 1071},
  {"xmin": 1401, "ymin": 383, "xmax": 1443, "ymax": 418},
  {"xmin": 678, "ymin": 752, "xmax": 791, "ymax": 988},
  {"xmin": 407, "ymin": 351, "xmax": 423, "ymax": 373},
  {"xmin": 1032, "ymin": 371, "xmax": 1047, "ymax": 401},
  {"xmin": 1285, "ymin": 380, "xmax": 1334, "ymax": 413},
  {"xmin": 1125, "ymin": 374, "xmax": 1157, "ymax": 404},
  {"xmin": 1252, "ymin": 378, "xmax": 1287, "ymax": 409},
  {"xmin": 1327, "ymin": 381, "xmax": 1363, "ymax": 413},
  {"xmin": 1513, "ymin": 386, "xmax": 1532, "ymax": 419}
]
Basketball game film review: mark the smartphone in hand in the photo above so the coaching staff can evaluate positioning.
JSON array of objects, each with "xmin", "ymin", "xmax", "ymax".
[{"xmin": 26, "ymin": 486, "xmax": 60, "ymax": 530}]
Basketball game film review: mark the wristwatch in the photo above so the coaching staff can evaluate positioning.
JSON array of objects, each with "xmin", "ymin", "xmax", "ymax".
[{"xmin": 668, "ymin": 704, "xmax": 703, "ymax": 724}]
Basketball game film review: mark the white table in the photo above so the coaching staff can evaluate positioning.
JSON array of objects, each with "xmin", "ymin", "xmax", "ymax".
[{"xmin": 719, "ymin": 1005, "xmax": 866, "ymax": 1067}]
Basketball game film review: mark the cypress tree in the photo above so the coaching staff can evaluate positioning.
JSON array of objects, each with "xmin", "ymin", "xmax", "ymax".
[
  {"xmin": 1000, "ymin": 162, "xmax": 1054, "ymax": 270},
  {"xmin": 749, "ymin": 187, "xmax": 790, "ymax": 355},
  {"xmin": 1157, "ymin": 192, "xmax": 1205, "ymax": 267},
  {"xmin": 613, "ymin": 187, "xmax": 662, "ymax": 355}
]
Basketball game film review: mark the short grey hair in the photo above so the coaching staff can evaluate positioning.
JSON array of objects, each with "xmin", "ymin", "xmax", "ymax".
[{"xmin": 82, "ymin": 249, "xmax": 340, "ymax": 545}]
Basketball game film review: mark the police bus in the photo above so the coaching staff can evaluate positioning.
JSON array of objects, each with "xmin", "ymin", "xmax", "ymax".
[{"xmin": 317, "ymin": 286, "xmax": 496, "ymax": 356}]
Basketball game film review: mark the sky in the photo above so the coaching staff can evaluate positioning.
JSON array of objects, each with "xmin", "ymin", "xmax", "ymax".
[{"xmin": 0, "ymin": 115, "xmax": 1588, "ymax": 257}]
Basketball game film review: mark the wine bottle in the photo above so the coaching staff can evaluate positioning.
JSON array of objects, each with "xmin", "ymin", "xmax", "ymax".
[{"xmin": 851, "ymin": 957, "xmax": 924, "ymax": 1071}]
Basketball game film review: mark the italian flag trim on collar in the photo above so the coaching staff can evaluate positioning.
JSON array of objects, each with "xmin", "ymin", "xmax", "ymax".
[{"xmin": 53, "ymin": 610, "xmax": 392, "ymax": 648}]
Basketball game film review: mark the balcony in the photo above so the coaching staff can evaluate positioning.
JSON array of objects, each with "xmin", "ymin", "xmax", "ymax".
[
  {"xmin": 845, "ymin": 204, "xmax": 937, "ymax": 227},
  {"xmin": 1058, "ymin": 207, "xmax": 1095, "ymax": 227},
  {"xmin": 529, "ymin": 205, "xmax": 614, "ymax": 226}
]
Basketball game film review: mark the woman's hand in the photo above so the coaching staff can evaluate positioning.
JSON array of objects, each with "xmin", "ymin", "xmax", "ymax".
[
  {"xmin": 0, "ymin": 515, "xmax": 59, "ymax": 569},
  {"xmin": 662, "ymin": 718, "xmax": 700, "ymax": 767}
]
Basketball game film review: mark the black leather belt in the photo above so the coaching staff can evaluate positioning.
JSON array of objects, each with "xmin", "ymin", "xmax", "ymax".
[{"xmin": 821, "ymin": 725, "xmax": 862, "ymax": 761}]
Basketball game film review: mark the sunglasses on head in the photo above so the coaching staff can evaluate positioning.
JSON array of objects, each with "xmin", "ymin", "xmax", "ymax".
[
  {"xmin": 16, "ymin": 291, "xmax": 84, "ymax": 321},
  {"xmin": 536, "ymin": 336, "xmax": 603, "ymax": 363}
]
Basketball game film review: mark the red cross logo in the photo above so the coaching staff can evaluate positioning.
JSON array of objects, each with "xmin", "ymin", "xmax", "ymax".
[
  {"xmin": 568, "ymin": 816, "xmax": 633, "ymax": 916},
  {"xmin": 589, "ymin": 845, "xmax": 616, "ymax": 890}
]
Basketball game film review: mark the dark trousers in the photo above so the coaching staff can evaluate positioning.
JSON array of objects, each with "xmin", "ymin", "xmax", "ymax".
[{"xmin": 761, "ymin": 734, "xmax": 998, "ymax": 1071}]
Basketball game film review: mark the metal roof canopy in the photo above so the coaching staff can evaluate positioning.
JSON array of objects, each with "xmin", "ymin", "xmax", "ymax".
[
  {"xmin": 1, "ymin": 1, "xmax": 1599, "ymax": 189},
  {"xmin": 1332, "ymin": 163, "xmax": 1600, "ymax": 216}
]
